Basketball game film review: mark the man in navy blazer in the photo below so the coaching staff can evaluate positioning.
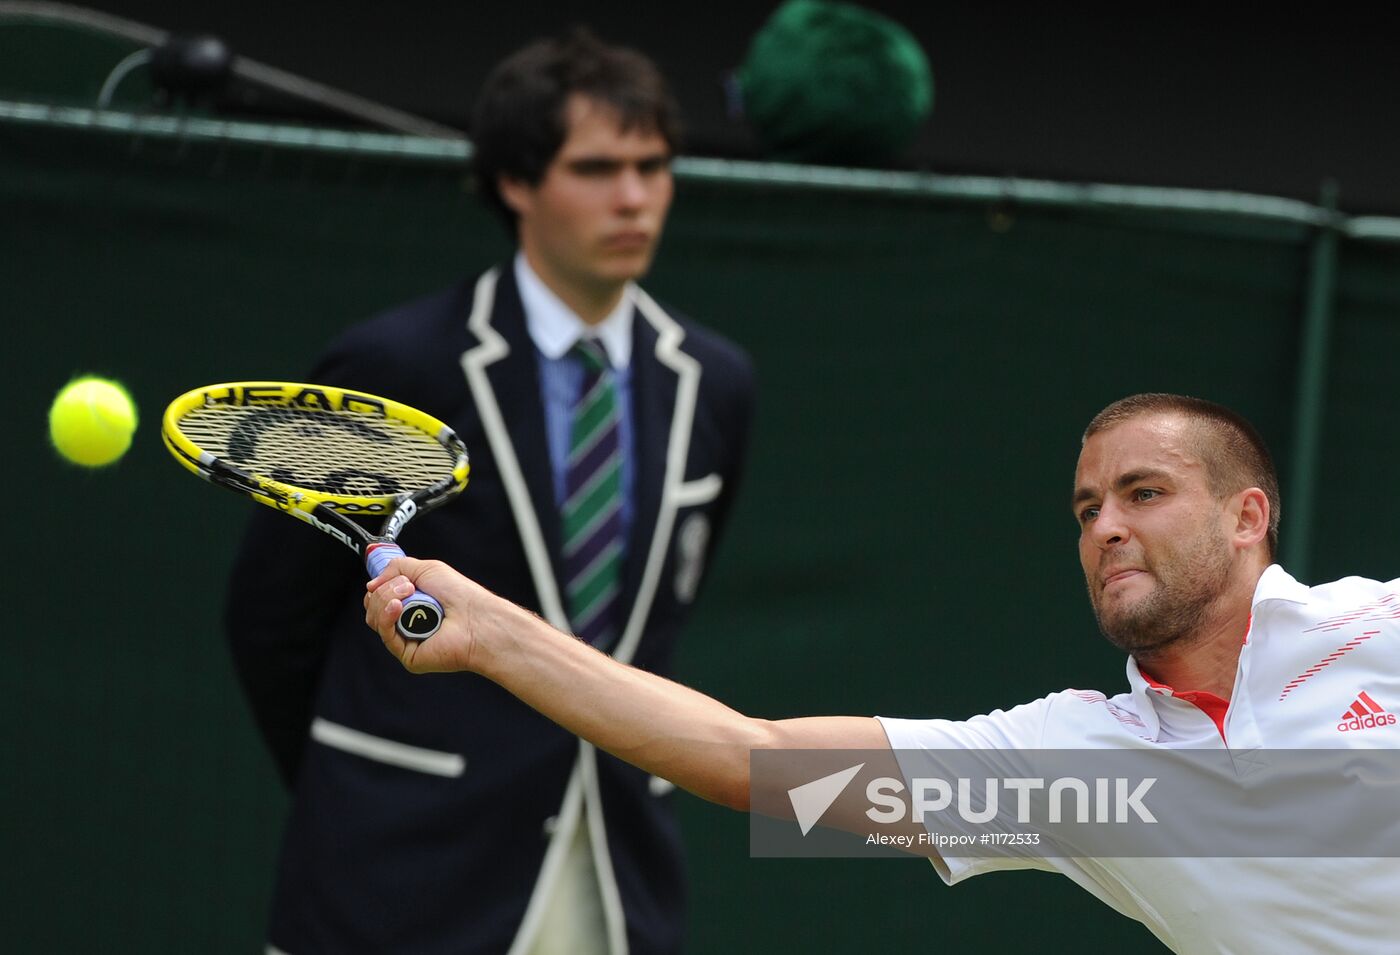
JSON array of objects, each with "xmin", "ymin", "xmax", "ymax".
[{"xmin": 225, "ymin": 29, "xmax": 755, "ymax": 955}]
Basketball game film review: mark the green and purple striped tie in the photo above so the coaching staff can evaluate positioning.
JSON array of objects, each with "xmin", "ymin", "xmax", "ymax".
[{"xmin": 562, "ymin": 340, "xmax": 624, "ymax": 645}]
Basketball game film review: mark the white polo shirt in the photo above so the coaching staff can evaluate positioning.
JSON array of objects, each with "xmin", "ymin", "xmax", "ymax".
[{"xmin": 877, "ymin": 565, "xmax": 1400, "ymax": 955}]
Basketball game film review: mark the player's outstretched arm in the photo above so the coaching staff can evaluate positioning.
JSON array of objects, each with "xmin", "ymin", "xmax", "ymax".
[{"xmin": 364, "ymin": 557, "xmax": 890, "ymax": 812}]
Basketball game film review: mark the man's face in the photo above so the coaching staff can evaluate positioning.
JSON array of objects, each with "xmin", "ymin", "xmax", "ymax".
[
  {"xmin": 1072, "ymin": 413, "xmax": 1235, "ymax": 656},
  {"xmin": 503, "ymin": 94, "xmax": 674, "ymax": 294}
]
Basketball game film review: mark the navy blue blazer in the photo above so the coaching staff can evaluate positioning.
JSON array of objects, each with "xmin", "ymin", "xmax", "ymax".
[{"xmin": 225, "ymin": 266, "xmax": 756, "ymax": 954}]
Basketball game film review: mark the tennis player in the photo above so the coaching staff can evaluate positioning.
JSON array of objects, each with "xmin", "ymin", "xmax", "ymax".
[{"xmin": 363, "ymin": 393, "xmax": 1400, "ymax": 954}]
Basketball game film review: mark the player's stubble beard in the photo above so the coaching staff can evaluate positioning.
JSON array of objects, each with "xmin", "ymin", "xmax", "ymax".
[{"xmin": 1087, "ymin": 520, "xmax": 1234, "ymax": 657}]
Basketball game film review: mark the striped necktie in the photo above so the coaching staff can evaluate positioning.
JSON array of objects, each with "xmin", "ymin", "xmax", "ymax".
[{"xmin": 562, "ymin": 339, "xmax": 624, "ymax": 645}]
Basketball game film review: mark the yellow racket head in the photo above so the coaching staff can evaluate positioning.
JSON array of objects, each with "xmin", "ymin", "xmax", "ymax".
[{"xmin": 161, "ymin": 382, "xmax": 469, "ymax": 516}]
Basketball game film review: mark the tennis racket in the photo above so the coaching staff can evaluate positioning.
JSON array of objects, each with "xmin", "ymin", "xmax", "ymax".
[{"xmin": 161, "ymin": 382, "xmax": 469, "ymax": 640}]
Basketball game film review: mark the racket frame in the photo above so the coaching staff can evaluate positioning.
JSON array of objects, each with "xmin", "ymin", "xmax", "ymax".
[{"xmin": 162, "ymin": 382, "xmax": 469, "ymax": 637}]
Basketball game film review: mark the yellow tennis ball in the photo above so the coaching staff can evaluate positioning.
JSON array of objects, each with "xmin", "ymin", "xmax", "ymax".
[{"xmin": 49, "ymin": 376, "xmax": 138, "ymax": 467}]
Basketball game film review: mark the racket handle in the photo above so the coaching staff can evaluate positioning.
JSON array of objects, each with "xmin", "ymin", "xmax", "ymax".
[{"xmin": 365, "ymin": 542, "xmax": 443, "ymax": 641}]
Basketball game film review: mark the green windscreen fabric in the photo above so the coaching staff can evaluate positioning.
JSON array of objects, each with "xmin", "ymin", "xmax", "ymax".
[
  {"xmin": 1314, "ymin": 240, "xmax": 1400, "ymax": 581},
  {"xmin": 6, "ymin": 113, "xmax": 1397, "ymax": 953}
]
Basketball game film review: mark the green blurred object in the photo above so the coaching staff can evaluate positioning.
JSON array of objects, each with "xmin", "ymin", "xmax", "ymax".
[{"xmin": 736, "ymin": 0, "xmax": 933, "ymax": 166}]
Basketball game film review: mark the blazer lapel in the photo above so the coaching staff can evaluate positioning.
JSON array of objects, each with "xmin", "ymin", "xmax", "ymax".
[
  {"xmin": 612, "ymin": 289, "xmax": 700, "ymax": 665},
  {"xmin": 622, "ymin": 308, "xmax": 672, "ymax": 619},
  {"xmin": 460, "ymin": 266, "xmax": 569, "ymax": 629}
]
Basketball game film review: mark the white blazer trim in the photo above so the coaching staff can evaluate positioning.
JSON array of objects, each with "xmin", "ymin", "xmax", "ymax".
[
  {"xmin": 309, "ymin": 718, "xmax": 465, "ymax": 778},
  {"xmin": 672, "ymin": 473, "xmax": 722, "ymax": 508},
  {"xmin": 581, "ymin": 742, "xmax": 629, "ymax": 954},
  {"xmin": 460, "ymin": 268, "xmax": 570, "ymax": 630}
]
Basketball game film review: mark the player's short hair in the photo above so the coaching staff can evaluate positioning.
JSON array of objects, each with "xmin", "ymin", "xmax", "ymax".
[
  {"xmin": 1084, "ymin": 393, "xmax": 1281, "ymax": 558},
  {"xmin": 470, "ymin": 27, "xmax": 681, "ymax": 232}
]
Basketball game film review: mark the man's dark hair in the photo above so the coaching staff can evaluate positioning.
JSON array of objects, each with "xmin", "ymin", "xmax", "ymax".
[
  {"xmin": 1083, "ymin": 393, "xmax": 1282, "ymax": 558},
  {"xmin": 470, "ymin": 28, "xmax": 681, "ymax": 231}
]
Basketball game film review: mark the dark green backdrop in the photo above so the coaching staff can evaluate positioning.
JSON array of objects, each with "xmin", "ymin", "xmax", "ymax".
[{"xmin": 7, "ymin": 110, "xmax": 1400, "ymax": 953}]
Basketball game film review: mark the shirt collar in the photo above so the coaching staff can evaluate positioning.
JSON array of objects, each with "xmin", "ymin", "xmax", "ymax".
[
  {"xmin": 1250, "ymin": 563, "xmax": 1311, "ymax": 607},
  {"xmin": 514, "ymin": 252, "xmax": 634, "ymax": 369},
  {"xmin": 1124, "ymin": 657, "xmax": 1165, "ymax": 741}
]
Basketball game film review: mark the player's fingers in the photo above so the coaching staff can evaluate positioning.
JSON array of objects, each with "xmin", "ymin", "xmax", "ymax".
[
  {"xmin": 363, "ymin": 588, "xmax": 411, "ymax": 660},
  {"xmin": 362, "ymin": 586, "xmax": 397, "ymax": 633},
  {"xmin": 366, "ymin": 571, "xmax": 416, "ymax": 608},
  {"xmin": 366, "ymin": 556, "xmax": 428, "ymax": 591}
]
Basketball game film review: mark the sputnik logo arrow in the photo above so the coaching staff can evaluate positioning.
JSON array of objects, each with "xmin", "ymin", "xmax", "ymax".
[{"xmin": 787, "ymin": 763, "xmax": 864, "ymax": 836}]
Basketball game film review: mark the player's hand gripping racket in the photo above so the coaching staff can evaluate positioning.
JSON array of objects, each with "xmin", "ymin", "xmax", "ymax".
[{"xmin": 161, "ymin": 382, "xmax": 469, "ymax": 640}]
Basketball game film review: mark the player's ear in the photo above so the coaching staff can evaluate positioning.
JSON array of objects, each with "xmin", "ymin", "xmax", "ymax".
[
  {"xmin": 1230, "ymin": 487, "xmax": 1270, "ymax": 551},
  {"xmin": 497, "ymin": 175, "xmax": 534, "ymax": 217}
]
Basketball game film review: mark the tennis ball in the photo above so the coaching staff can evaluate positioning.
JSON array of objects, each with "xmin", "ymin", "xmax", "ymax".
[{"xmin": 49, "ymin": 376, "xmax": 138, "ymax": 467}]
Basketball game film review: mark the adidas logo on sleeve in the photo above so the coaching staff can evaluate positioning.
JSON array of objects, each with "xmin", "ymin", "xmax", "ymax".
[{"xmin": 1337, "ymin": 691, "xmax": 1397, "ymax": 732}]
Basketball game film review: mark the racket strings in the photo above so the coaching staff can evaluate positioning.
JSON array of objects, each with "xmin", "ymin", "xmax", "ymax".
[{"xmin": 176, "ymin": 404, "xmax": 456, "ymax": 497}]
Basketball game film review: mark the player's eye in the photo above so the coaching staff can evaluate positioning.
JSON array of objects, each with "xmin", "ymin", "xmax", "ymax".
[
  {"xmin": 1078, "ymin": 506, "xmax": 1099, "ymax": 524},
  {"xmin": 637, "ymin": 157, "xmax": 671, "ymax": 176},
  {"xmin": 1133, "ymin": 488, "xmax": 1160, "ymax": 502}
]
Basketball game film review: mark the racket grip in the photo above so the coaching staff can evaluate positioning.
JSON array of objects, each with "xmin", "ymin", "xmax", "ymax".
[{"xmin": 365, "ymin": 542, "xmax": 443, "ymax": 641}]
